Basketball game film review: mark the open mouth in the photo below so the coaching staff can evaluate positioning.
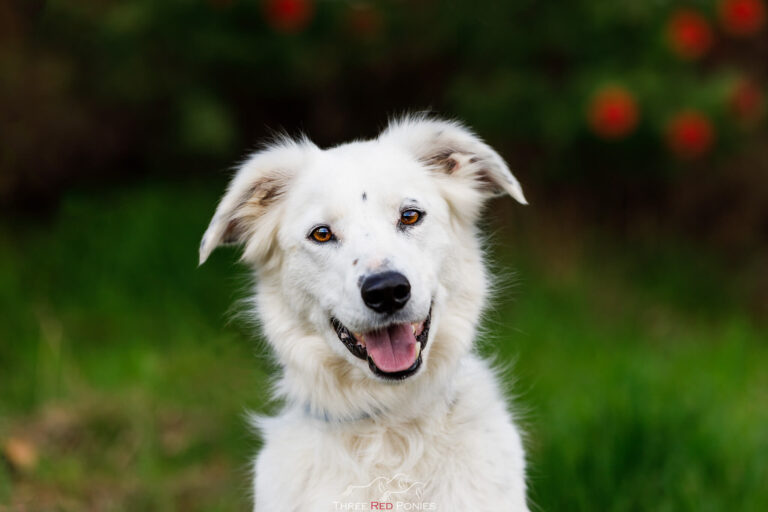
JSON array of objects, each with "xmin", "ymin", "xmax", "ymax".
[{"xmin": 331, "ymin": 310, "xmax": 431, "ymax": 380}]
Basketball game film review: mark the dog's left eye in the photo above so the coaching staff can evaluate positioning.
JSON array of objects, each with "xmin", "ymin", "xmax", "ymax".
[
  {"xmin": 309, "ymin": 226, "xmax": 334, "ymax": 243},
  {"xmin": 400, "ymin": 209, "xmax": 421, "ymax": 226}
]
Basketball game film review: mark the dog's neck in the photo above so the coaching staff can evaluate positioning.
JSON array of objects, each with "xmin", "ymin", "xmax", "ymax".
[
  {"xmin": 297, "ymin": 379, "xmax": 460, "ymax": 425},
  {"xmin": 275, "ymin": 354, "xmax": 458, "ymax": 418}
]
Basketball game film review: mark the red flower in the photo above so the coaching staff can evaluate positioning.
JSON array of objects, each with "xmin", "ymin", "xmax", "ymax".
[
  {"xmin": 666, "ymin": 110, "xmax": 715, "ymax": 159},
  {"xmin": 719, "ymin": 0, "xmax": 766, "ymax": 36},
  {"xmin": 729, "ymin": 78, "xmax": 765, "ymax": 125},
  {"xmin": 263, "ymin": 0, "xmax": 314, "ymax": 33},
  {"xmin": 587, "ymin": 86, "xmax": 640, "ymax": 140},
  {"xmin": 667, "ymin": 9, "xmax": 713, "ymax": 59}
]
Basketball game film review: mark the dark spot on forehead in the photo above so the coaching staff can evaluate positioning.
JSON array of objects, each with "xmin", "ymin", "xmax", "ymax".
[
  {"xmin": 353, "ymin": 259, "xmax": 359, "ymax": 266},
  {"xmin": 362, "ymin": 192, "xmax": 367, "ymax": 201}
]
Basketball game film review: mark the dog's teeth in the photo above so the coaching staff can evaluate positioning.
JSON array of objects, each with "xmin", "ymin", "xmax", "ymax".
[
  {"xmin": 414, "ymin": 343, "xmax": 421, "ymax": 357},
  {"xmin": 411, "ymin": 324, "xmax": 417, "ymax": 334}
]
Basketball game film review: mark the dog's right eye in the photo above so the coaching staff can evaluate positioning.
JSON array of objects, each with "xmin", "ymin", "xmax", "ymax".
[{"xmin": 309, "ymin": 226, "xmax": 334, "ymax": 243}]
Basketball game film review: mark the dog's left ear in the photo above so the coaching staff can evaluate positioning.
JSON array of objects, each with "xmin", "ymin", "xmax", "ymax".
[{"xmin": 381, "ymin": 116, "xmax": 527, "ymax": 205}]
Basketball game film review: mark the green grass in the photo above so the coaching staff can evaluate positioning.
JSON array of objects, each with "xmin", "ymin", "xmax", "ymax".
[{"xmin": 1, "ymin": 180, "xmax": 766, "ymax": 511}]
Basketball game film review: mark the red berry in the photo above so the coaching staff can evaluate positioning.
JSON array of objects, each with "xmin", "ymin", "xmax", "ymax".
[
  {"xmin": 729, "ymin": 78, "xmax": 764, "ymax": 125},
  {"xmin": 666, "ymin": 110, "xmax": 716, "ymax": 159},
  {"xmin": 719, "ymin": 0, "xmax": 766, "ymax": 36},
  {"xmin": 263, "ymin": 0, "xmax": 314, "ymax": 33},
  {"xmin": 587, "ymin": 86, "xmax": 640, "ymax": 139},
  {"xmin": 667, "ymin": 9, "xmax": 714, "ymax": 60}
]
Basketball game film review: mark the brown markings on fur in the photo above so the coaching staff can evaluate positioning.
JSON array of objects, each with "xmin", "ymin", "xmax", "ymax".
[
  {"xmin": 222, "ymin": 173, "xmax": 288, "ymax": 244},
  {"xmin": 423, "ymin": 150, "xmax": 503, "ymax": 194},
  {"xmin": 475, "ymin": 163, "xmax": 507, "ymax": 194},
  {"xmin": 476, "ymin": 169, "xmax": 497, "ymax": 189},
  {"xmin": 422, "ymin": 150, "xmax": 459, "ymax": 174},
  {"xmin": 247, "ymin": 174, "xmax": 287, "ymax": 208},
  {"xmin": 220, "ymin": 219, "xmax": 244, "ymax": 245}
]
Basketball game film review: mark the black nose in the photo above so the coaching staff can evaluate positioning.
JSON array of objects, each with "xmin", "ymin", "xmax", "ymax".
[{"xmin": 360, "ymin": 271, "xmax": 411, "ymax": 314}]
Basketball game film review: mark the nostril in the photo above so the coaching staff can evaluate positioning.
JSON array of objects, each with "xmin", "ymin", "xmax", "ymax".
[
  {"xmin": 393, "ymin": 284, "xmax": 410, "ymax": 301},
  {"xmin": 364, "ymin": 289, "xmax": 386, "ymax": 306}
]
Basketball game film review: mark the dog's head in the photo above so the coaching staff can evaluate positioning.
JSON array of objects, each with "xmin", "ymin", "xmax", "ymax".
[{"xmin": 200, "ymin": 117, "xmax": 525, "ymax": 393}]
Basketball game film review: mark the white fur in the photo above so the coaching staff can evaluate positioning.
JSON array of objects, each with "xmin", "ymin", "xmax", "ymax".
[{"xmin": 201, "ymin": 116, "xmax": 530, "ymax": 511}]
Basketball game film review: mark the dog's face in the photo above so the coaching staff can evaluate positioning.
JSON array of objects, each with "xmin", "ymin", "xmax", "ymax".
[
  {"xmin": 200, "ymin": 117, "xmax": 526, "ymax": 383},
  {"xmin": 276, "ymin": 143, "xmax": 448, "ymax": 380}
]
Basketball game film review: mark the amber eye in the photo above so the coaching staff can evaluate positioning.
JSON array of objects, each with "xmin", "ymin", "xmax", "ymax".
[
  {"xmin": 400, "ymin": 209, "xmax": 421, "ymax": 226},
  {"xmin": 310, "ymin": 226, "xmax": 334, "ymax": 243}
]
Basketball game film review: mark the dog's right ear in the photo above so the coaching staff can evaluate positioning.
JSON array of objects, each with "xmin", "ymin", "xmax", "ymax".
[
  {"xmin": 199, "ymin": 138, "xmax": 315, "ymax": 265},
  {"xmin": 381, "ymin": 115, "xmax": 527, "ymax": 205}
]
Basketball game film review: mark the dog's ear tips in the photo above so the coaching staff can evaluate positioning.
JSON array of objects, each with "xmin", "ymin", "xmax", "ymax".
[
  {"xmin": 502, "ymin": 178, "xmax": 528, "ymax": 205},
  {"xmin": 513, "ymin": 191, "xmax": 529, "ymax": 206},
  {"xmin": 198, "ymin": 242, "xmax": 209, "ymax": 266},
  {"xmin": 198, "ymin": 229, "xmax": 216, "ymax": 266}
]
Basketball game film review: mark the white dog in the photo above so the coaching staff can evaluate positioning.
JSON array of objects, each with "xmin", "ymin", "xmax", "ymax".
[{"xmin": 200, "ymin": 116, "xmax": 530, "ymax": 511}]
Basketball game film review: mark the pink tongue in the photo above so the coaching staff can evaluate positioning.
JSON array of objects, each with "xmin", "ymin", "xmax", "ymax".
[{"xmin": 364, "ymin": 323, "xmax": 418, "ymax": 373}]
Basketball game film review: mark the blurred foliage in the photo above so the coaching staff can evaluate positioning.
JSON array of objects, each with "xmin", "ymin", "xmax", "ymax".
[{"xmin": 2, "ymin": 1, "xmax": 767, "ymax": 212}]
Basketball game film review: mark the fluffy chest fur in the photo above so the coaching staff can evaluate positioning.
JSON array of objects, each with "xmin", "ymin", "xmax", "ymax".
[{"xmin": 253, "ymin": 356, "xmax": 527, "ymax": 512}]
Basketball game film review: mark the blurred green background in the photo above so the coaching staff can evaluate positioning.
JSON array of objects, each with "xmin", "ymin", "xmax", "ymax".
[{"xmin": 1, "ymin": 0, "xmax": 767, "ymax": 510}]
